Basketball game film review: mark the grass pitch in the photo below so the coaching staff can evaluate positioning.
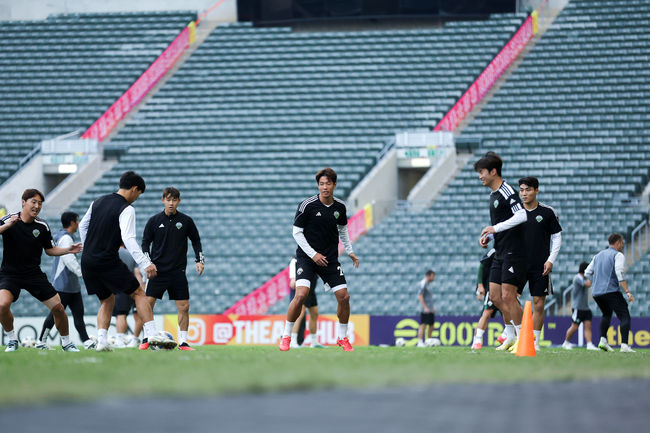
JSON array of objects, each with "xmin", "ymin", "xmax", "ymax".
[{"xmin": 2, "ymin": 345, "xmax": 648, "ymax": 406}]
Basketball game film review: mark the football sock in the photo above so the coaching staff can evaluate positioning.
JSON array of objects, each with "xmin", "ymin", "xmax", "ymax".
[
  {"xmin": 40, "ymin": 327, "xmax": 51, "ymax": 342},
  {"xmin": 179, "ymin": 331, "xmax": 188, "ymax": 344},
  {"xmin": 98, "ymin": 328, "xmax": 108, "ymax": 344},
  {"xmin": 515, "ymin": 325, "xmax": 521, "ymax": 337},
  {"xmin": 61, "ymin": 335, "xmax": 70, "ymax": 346},
  {"xmin": 533, "ymin": 330, "xmax": 541, "ymax": 343},
  {"xmin": 505, "ymin": 324, "xmax": 515, "ymax": 340},
  {"xmin": 290, "ymin": 333, "xmax": 298, "ymax": 344},
  {"xmin": 5, "ymin": 330, "xmax": 16, "ymax": 341},
  {"xmin": 143, "ymin": 321, "xmax": 157, "ymax": 338},
  {"xmin": 116, "ymin": 333, "xmax": 125, "ymax": 344},
  {"xmin": 338, "ymin": 323, "xmax": 348, "ymax": 340},
  {"xmin": 475, "ymin": 328, "xmax": 485, "ymax": 342},
  {"xmin": 283, "ymin": 321, "xmax": 294, "ymax": 337},
  {"xmin": 599, "ymin": 337, "xmax": 608, "ymax": 345}
]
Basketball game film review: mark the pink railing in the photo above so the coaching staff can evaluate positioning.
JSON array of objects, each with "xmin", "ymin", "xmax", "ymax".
[
  {"xmin": 82, "ymin": 22, "xmax": 195, "ymax": 141},
  {"xmin": 434, "ymin": 11, "xmax": 538, "ymax": 132},
  {"xmin": 225, "ymin": 205, "xmax": 373, "ymax": 315}
]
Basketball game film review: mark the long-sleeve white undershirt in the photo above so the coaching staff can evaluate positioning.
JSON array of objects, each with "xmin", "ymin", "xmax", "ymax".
[
  {"xmin": 494, "ymin": 208, "xmax": 527, "ymax": 233},
  {"xmin": 293, "ymin": 226, "xmax": 317, "ymax": 258},
  {"xmin": 337, "ymin": 224, "xmax": 354, "ymax": 255},
  {"xmin": 547, "ymin": 232, "xmax": 562, "ymax": 264}
]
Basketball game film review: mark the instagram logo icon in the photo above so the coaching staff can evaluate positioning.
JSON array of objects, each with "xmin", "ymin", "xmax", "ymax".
[{"xmin": 187, "ymin": 318, "xmax": 205, "ymax": 345}]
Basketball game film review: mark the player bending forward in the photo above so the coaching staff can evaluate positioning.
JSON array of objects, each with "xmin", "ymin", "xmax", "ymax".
[{"xmin": 280, "ymin": 167, "xmax": 359, "ymax": 352}]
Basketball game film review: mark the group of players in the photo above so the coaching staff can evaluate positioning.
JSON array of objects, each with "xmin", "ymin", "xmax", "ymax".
[
  {"xmin": 0, "ymin": 157, "xmax": 638, "ymax": 353},
  {"xmin": 0, "ymin": 172, "xmax": 204, "ymax": 352},
  {"xmin": 468, "ymin": 152, "xmax": 635, "ymax": 352}
]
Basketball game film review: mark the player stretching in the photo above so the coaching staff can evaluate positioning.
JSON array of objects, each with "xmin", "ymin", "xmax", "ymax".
[
  {"xmin": 518, "ymin": 177, "xmax": 562, "ymax": 352},
  {"xmin": 142, "ymin": 187, "xmax": 204, "ymax": 351},
  {"xmin": 80, "ymin": 171, "xmax": 175, "ymax": 351},
  {"xmin": 0, "ymin": 189, "xmax": 81, "ymax": 352},
  {"xmin": 475, "ymin": 152, "xmax": 526, "ymax": 351},
  {"xmin": 280, "ymin": 167, "xmax": 359, "ymax": 352}
]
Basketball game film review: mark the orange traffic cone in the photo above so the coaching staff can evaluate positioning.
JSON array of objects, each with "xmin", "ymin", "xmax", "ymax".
[{"xmin": 516, "ymin": 300, "xmax": 536, "ymax": 357}]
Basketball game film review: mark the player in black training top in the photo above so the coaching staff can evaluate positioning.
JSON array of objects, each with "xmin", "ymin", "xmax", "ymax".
[
  {"xmin": 475, "ymin": 152, "xmax": 526, "ymax": 351},
  {"xmin": 0, "ymin": 189, "xmax": 81, "ymax": 352},
  {"xmin": 518, "ymin": 176, "xmax": 562, "ymax": 351},
  {"xmin": 279, "ymin": 167, "xmax": 359, "ymax": 352},
  {"xmin": 80, "ymin": 171, "xmax": 174, "ymax": 351},
  {"xmin": 142, "ymin": 187, "xmax": 204, "ymax": 351}
]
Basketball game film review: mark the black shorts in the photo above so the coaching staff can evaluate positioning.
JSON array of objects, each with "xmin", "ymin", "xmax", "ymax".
[
  {"xmin": 82, "ymin": 262, "xmax": 140, "ymax": 301},
  {"xmin": 112, "ymin": 292, "xmax": 135, "ymax": 316},
  {"xmin": 489, "ymin": 255, "xmax": 527, "ymax": 290},
  {"xmin": 0, "ymin": 272, "xmax": 57, "ymax": 303},
  {"xmin": 146, "ymin": 270, "xmax": 189, "ymax": 300},
  {"xmin": 295, "ymin": 256, "xmax": 347, "ymax": 293},
  {"xmin": 524, "ymin": 270, "xmax": 553, "ymax": 297},
  {"xmin": 571, "ymin": 309, "xmax": 592, "ymax": 324},
  {"xmin": 420, "ymin": 312, "xmax": 435, "ymax": 326}
]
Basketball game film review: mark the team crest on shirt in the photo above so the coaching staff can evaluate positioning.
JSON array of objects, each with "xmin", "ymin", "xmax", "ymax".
[
  {"xmin": 493, "ymin": 200, "xmax": 499, "ymax": 208},
  {"xmin": 176, "ymin": 222, "xmax": 183, "ymax": 230},
  {"xmin": 32, "ymin": 229, "xmax": 40, "ymax": 237},
  {"xmin": 536, "ymin": 215, "xmax": 543, "ymax": 223},
  {"xmin": 297, "ymin": 268, "xmax": 303, "ymax": 276},
  {"xmin": 334, "ymin": 211, "xmax": 340, "ymax": 219}
]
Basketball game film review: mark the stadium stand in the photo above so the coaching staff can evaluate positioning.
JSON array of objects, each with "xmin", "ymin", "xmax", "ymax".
[
  {"xmin": 308, "ymin": 0, "xmax": 650, "ymax": 317},
  {"xmin": 52, "ymin": 13, "xmax": 526, "ymax": 316},
  {"xmin": 0, "ymin": 11, "xmax": 197, "ymax": 185}
]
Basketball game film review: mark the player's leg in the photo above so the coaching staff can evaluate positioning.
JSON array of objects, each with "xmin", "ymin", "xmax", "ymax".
[
  {"xmin": 532, "ymin": 295, "xmax": 545, "ymax": 349},
  {"xmin": 583, "ymin": 318, "xmax": 597, "ymax": 350},
  {"xmin": 175, "ymin": 300, "xmax": 193, "ymax": 350},
  {"xmin": 426, "ymin": 315, "xmax": 434, "ymax": 340},
  {"xmin": 66, "ymin": 292, "xmax": 92, "ymax": 347},
  {"xmin": 593, "ymin": 294, "xmax": 614, "ymax": 351},
  {"xmin": 280, "ymin": 285, "xmax": 309, "ymax": 351},
  {"xmin": 417, "ymin": 317, "xmax": 426, "ymax": 347},
  {"xmin": 473, "ymin": 308, "xmax": 493, "ymax": 349},
  {"xmin": 307, "ymin": 305, "xmax": 323, "ymax": 348},
  {"xmin": 38, "ymin": 291, "xmax": 71, "ymax": 348},
  {"xmin": 291, "ymin": 306, "xmax": 306, "ymax": 348},
  {"xmin": 41, "ymin": 293, "xmax": 78, "ymax": 351},
  {"xmin": 96, "ymin": 294, "xmax": 115, "ymax": 350},
  {"xmin": 610, "ymin": 292, "xmax": 633, "ymax": 352},
  {"xmin": 563, "ymin": 316, "xmax": 579, "ymax": 350},
  {"xmin": 115, "ymin": 314, "xmax": 128, "ymax": 348},
  {"xmin": 333, "ymin": 287, "xmax": 353, "ymax": 351},
  {"xmin": 0, "ymin": 288, "xmax": 19, "ymax": 351}
]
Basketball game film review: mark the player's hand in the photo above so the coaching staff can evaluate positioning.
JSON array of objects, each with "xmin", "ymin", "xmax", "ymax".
[
  {"xmin": 480, "ymin": 226, "xmax": 496, "ymax": 237},
  {"xmin": 312, "ymin": 253, "xmax": 328, "ymax": 267},
  {"xmin": 68, "ymin": 242, "xmax": 83, "ymax": 254},
  {"xmin": 145, "ymin": 263, "xmax": 157, "ymax": 279},
  {"xmin": 349, "ymin": 253, "xmax": 359, "ymax": 268},
  {"xmin": 196, "ymin": 262, "xmax": 204, "ymax": 276},
  {"xmin": 477, "ymin": 284, "xmax": 485, "ymax": 300},
  {"xmin": 542, "ymin": 261, "xmax": 553, "ymax": 276},
  {"xmin": 479, "ymin": 234, "xmax": 489, "ymax": 248},
  {"xmin": 5, "ymin": 213, "xmax": 20, "ymax": 226},
  {"xmin": 627, "ymin": 293, "xmax": 635, "ymax": 303},
  {"xmin": 423, "ymin": 307, "xmax": 430, "ymax": 313}
]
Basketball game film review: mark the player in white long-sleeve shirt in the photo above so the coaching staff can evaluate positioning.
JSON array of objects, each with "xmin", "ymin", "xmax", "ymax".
[
  {"xmin": 79, "ymin": 171, "xmax": 174, "ymax": 351},
  {"xmin": 280, "ymin": 167, "xmax": 359, "ymax": 352}
]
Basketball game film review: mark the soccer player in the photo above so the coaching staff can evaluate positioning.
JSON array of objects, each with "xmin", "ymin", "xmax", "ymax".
[
  {"xmin": 112, "ymin": 245, "xmax": 144, "ymax": 348},
  {"xmin": 79, "ymin": 171, "xmax": 174, "ymax": 351},
  {"xmin": 142, "ymin": 187, "xmax": 204, "ymax": 351},
  {"xmin": 475, "ymin": 152, "xmax": 526, "ymax": 350},
  {"xmin": 280, "ymin": 167, "xmax": 359, "ymax": 352},
  {"xmin": 518, "ymin": 177, "xmax": 562, "ymax": 351},
  {"xmin": 416, "ymin": 270, "xmax": 436, "ymax": 348},
  {"xmin": 471, "ymin": 248, "xmax": 502, "ymax": 350},
  {"xmin": 36, "ymin": 212, "xmax": 95, "ymax": 350},
  {"xmin": 584, "ymin": 233, "xmax": 635, "ymax": 353},
  {"xmin": 288, "ymin": 255, "xmax": 324, "ymax": 348},
  {"xmin": 562, "ymin": 262, "xmax": 598, "ymax": 351},
  {"xmin": 0, "ymin": 189, "xmax": 81, "ymax": 352}
]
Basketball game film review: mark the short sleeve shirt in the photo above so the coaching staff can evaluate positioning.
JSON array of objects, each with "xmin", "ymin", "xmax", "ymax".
[{"xmin": 0, "ymin": 214, "xmax": 55, "ymax": 276}]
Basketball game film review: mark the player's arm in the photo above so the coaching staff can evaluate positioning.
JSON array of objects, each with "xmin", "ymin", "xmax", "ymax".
[
  {"xmin": 141, "ymin": 216, "xmax": 154, "ymax": 255},
  {"xmin": 133, "ymin": 266, "xmax": 144, "ymax": 287},
  {"xmin": 187, "ymin": 217, "xmax": 205, "ymax": 276},
  {"xmin": 584, "ymin": 257, "xmax": 595, "ymax": 282},
  {"xmin": 418, "ymin": 293, "xmax": 430, "ymax": 313},
  {"xmin": 289, "ymin": 259, "xmax": 296, "ymax": 290},
  {"xmin": 58, "ymin": 235, "xmax": 83, "ymax": 277},
  {"xmin": 476, "ymin": 263, "xmax": 485, "ymax": 300},
  {"xmin": 293, "ymin": 203, "xmax": 327, "ymax": 266},
  {"xmin": 78, "ymin": 202, "xmax": 93, "ymax": 243},
  {"xmin": 543, "ymin": 231, "xmax": 562, "ymax": 276},
  {"xmin": 481, "ymin": 208, "xmax": 526, "ymax": 237},
  {"xmin": 44, "ymin": 223, "xmax": 82, "ymax": 256},
  {"xmin": 119, "ymin": 206, "xmax": 156, "ymax": 278},
  {"xmin": 0, "ymin": 213, "xmax": 20, "ymax": 234},
  {"xmin": 615, "ymin": 252, "xmax": 634, "ymax": 303},
  {"xmin": 337, "ymin": 224, "xmax": 359, "ymax": 268}
]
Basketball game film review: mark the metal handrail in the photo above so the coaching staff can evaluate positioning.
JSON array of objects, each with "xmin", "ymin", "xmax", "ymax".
[
  {"xmin": 629, "ymin": 219, "xmax": 648, "ymax": 262},
  {"xmin": 18, "ymin": 144, "xmax": 40, "ymax": 168},
  {"xmin": 544, "ymin": 297, "xmax": 558, "ymax": 315}
]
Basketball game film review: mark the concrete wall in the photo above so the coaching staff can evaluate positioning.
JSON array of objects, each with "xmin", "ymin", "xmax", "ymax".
[
  {"xmin": 346, "ymin": 149, "xmax": 397, "ymax": 222},
  {"xmin": 407, "ymin": 149, "xmax": 457, "ymax": 205},
  {"xmin": 0, "ymin": 155, "xmax": 46, "ymax": 214},
  {"xmin": 0, "ymin": 0, "xmax": 237, "ymax": 21}
]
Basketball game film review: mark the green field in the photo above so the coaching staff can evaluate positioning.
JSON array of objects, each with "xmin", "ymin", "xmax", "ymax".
[{"xmin": 2, "ymin": 346, "xmax": 648, "ymax": 406}]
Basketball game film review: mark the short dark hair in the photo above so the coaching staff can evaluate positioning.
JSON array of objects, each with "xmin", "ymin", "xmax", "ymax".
[
  {"xmin": 578, "ymin": 261, "xmax": 589, "ymax": 274},
  {"xmin": 22, "ymin": 188, "xmax": 45, "ymax": 202},
  {"xmin": 162, "ymin": 187, "xmax": 180, "ymax": 199},
  {"xmin": 316, "ymin": 167, "xmax": 337, "ymax": 184},
  {"xmin": 473, "ymin": 151, "xmax": 502, "ymax": 177},
  {"xmin": 61, "ymin": 211, "xmax": 79, "ymax": 228},
  {"xmin": 425, "ymin": 269, "xmax": 435, "ymax": 276},
  {"xmin": 608, "ymin": 233, "xmax": 623, "ymax": 245},
  {"xmin": 518, "ymin": 176, "xmax": 539, "ymax": 190},
  {"xmin": 119, "ymin": 171, "xmax": 146, "ymax": 192}
]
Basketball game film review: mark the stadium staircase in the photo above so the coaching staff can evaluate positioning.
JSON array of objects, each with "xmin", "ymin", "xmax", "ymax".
[
  {"xmin": 17, "ymin": 13, "xmax": 528, "ymax": 317},
  {"xmin": 315, "ymin": 0, "xmax": 650, "ymax": 317}
]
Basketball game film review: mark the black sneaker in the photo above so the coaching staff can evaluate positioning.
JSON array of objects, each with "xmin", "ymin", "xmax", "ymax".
[{"xmin": 4, "ymin": 340, "xmax": 19, "ymax": 352}]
